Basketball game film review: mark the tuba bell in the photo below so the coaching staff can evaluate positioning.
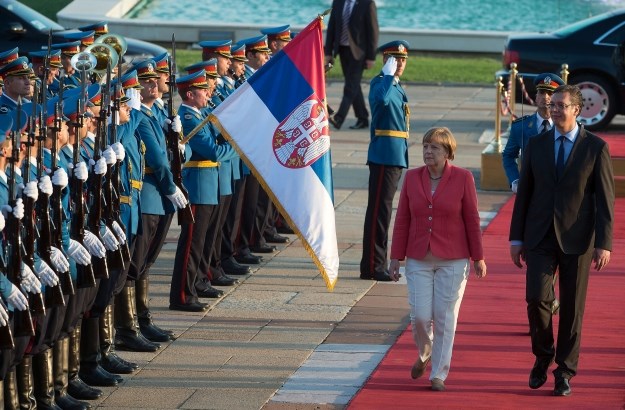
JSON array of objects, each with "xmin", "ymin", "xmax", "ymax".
[
  {"xmin": 70, "ymin": 51, "xmax": 98, "ymax": 73},
  {"xmin": 83, "ymin": 43, "xmax": 119, "ymax": 74},
  {"xmin": 95, "ymin": 33, "xmax": 128, "ymax": 59}
]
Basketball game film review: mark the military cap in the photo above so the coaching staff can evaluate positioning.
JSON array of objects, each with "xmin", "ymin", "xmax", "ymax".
[
  {"xmin": 534, "ymin": 73, "xmax": 565, "ymax": 91},
  {"xmin": 0, "ymin": 57, "xmax": 31, "ymax": 77},
  {"xmin": 45, "ymin": 97, "xmax": 70, "ymax": 126},
  {"xmin": 28, "ymin": 66, "xmax": 37, "ymax": 80},
  {"xmin": 184, "ymin": 59, "xmax": 218, "ymax": 78},
  {"xmin": 30, "ymin": 49, "xmax": 63, "ymax": 68},
  {"xmin": 176, "ymin": 70, "xmax": 209, "ymax": 89},
  {"xmin": 0, "ymin": 114, "xmax": 11, "ymax": 142},
  {"xmin": 63, "ymin": 83, "xmax": 101, "ymax": 107},
  {"xmin": 133, "ymin": 59, "xmax": 160, "ymax": 79},
  {"xmin": 51, "ymin": 41, "xmax": 81, "ymax": 56},
  {"xmin": 261, "ymin": 25, "xmax": 292, "ymax": 42},
  {"xmin": 199, "ymin": 40, "xmax": 232, "ymax": 60},
  {"xmin": 230, "ymin": 43, "xmax": 248, "ymax": 62},
  {"xmin": 152, "ymin": 52, "xmax": 169, "ymax": 73},
  {"xmin": 78, "ymin": 21, "xmax": 109, "ymax": 37},
  {"xmin": 116, "ymin": 69, "xmax": 143, "ymax": 90},
  {"xmin": 63, "ymin": 94, "xmax": 98, "ymax": 121},
  {"xmin": 0, "ymin": 48, "xmax": 19, "ymax": 68},
  {"xmin": 378, "ymin": 40, "xmax": 410, "ymax": 58},
  {"xmin": 7, "ymin": 108, "xmax": 29, "ymax": 134},
  {"xmin": 63, "ymin": 31, "xmax": 95, "ymax": 47},
  {"xmin": 239, "ymin": 35, "xmax": 271, "ymax": 53}
]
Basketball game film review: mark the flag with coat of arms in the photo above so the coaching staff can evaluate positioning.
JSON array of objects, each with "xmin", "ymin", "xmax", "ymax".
[{"xmin": 209, "ymin": 13, "xmax": 339, "ymax": 290}]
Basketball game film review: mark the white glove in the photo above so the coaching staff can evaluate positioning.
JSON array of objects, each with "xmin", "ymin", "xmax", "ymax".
[
  {"xmin": 0, "ymin": 303, "xmax": 8, "ymax": 327},
  {"xmin": 34, "ymin": 259, "xmax": 60, "ymax": 287},
  {"xmin": 21, "ymin": 264, "xmax": 42, "ymax": 295},
  {"xmin": 101, "ymin": 225, "xmax": 120, "ymax": 251},
  {"xmin": 511, "ymin": 179, "xmax": 518, "ymax": 194},
  {"xmin": 38, "ymin": 175, "xmax": 53, "ymax": 196},
  {"xmin": 166, "ymin": 186, "xmax": 188, "ymax": 209},
  {"xmin": 111, "ymin": 142, "xmax": 125, "ymax": 162},
  {"xmin": 0, "ymin": 212, "xmax": 4, "ymax": 232},
  {"xmin": 127, "ymin": 88, "xmax": 142, "ymax": 111},
  {"xmin": 50, "ymin": 246, "xmax": 70, "ymax": 272},
  {"xmin": 382, "ymin": 56, "xmax": 397, "ymax": 76},
  {"xmin": 83, "ymin": 230, "xmax": 106, "ymax": 258},
  {"xmin": 68, "ymin": 239, "xmax": 91, "ymax": 265},
  {"xmin": 52, "ymin": 168, "xmax": 69, "ymax": 188},
  {"xmin": 163, "ymin": 115, "xmax": 182, "ymax": 133},
  {"xmin": 74, "ymin": 161, "xmax": 88, "ymax": 181},
  {"xmin": 1, "ymin": 199, "xmax": 24, "ymax": 220},
  {"xmin": 23, "ymin": 181, "xmax": 39, "ymax": 201},
  {"xmin": 111, "ymin": 221, "xmax": 127, "ymax": 245},
  {"xmin": 6, "ymin": 283, "xmax": 28, "ymax": 311},
  {"xmin": 102, "ymin": 146, "xmax": 116, "ymax": 165},
  {"xmin": 178, "ymin": 143, "xmax": 186, "ymax": 157},
  {"xmin": 92, "ymin": 158, "xmax": 107, "ymax": 175}
]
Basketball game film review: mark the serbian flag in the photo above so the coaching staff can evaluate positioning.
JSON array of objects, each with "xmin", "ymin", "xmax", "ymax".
[{"xmin": 209, "ymin": 14, "xmax": 339, "ymax": 290}]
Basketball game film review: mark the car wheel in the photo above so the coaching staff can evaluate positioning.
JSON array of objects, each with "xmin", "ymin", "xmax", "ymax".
[{"xmin": 570, "ymin": 74, "xmax": 616, "ymax": 131}]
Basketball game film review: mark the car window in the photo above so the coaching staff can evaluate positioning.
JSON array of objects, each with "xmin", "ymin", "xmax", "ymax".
[
  {"xmin": 4, "ymin": 2, "xmax": 64, "ymax": 32},
  {"xmin": 598, "ymin": 22, "xmax": 625, "ymax": 46}
]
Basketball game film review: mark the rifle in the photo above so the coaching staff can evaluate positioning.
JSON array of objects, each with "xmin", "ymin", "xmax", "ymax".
[
  {"xmin": 0, "ymin": 299, "xmax": 14, "ymax": 349},
  {"xmin": 20, "ymin": 89, "xmax": 46, "ymax": 316},
  {"xmin": 36, "ymin": 34, "xmax": 66, "ymax": 308},
  {"xmin": 70, "ymin": 67, "xmax": 96, "ymax": 289},
  {"xmin": 167, "ymin": 33, "xmax": 194, "ymax": 225},
  {"xmin": 228, "ymin": 68, "xmax": 246, "ymax": 89},
  {"xmin": 4, "ymin": 100, "xmax": 35, "ymax": 337},
  {"xmin": 50, "ymin": 74, "xmax": 75, "ymax": 296}
]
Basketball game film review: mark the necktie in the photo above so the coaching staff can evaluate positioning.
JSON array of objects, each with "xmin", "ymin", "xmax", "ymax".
[
  {"xmin": 340, "ymin": 0, "xmax": 353, "ymax": 45},
  {"xmin": 556, "ymin": 135, "xmax": 566, "ymax": 179},
  {"xmin": 540, "ymin": 119, "xmax": 550, "ymax": 134}
]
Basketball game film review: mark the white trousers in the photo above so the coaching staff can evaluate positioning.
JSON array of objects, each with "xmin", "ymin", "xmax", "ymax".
[{"xmin": 406, "ymin": 253, "xmax": 469, "ymax": 381}]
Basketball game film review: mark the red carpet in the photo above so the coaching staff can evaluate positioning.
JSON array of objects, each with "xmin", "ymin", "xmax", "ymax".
[
  {"xmin": 597, "ymin": 133, "xmax": 625, "ymax": 158},
  {"xmin": 349, "ymin": 198, "xmax": 625, "ymax": 409}
]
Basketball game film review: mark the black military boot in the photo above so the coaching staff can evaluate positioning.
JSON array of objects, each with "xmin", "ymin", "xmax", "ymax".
[
  {"xmin": 53, "ymin": 337, "xmax": 91, "ymax": 410},
  {"xmin": 67, "ymin": 326, "xmax": 102, "ymax": 400},
  {"xmin": 4, "ymin": 367, "xmax": 19, "ymax": 409},
  {"xmin": 16, "ymin": 355, "xmax": 37, "ymax": 409},
  {"xmin": 32, "ymin": 348, "xmax": 62, "ymax": 410},
  {"xmin": 78, "ymin": 317, "xmax": 121, "ymax": 387},
  {"xmin": 114, "ymin": 284, "xmax": 160, "ymax": 352},
  {"xmin": 136, "ymin": 277, "xmax": 173, "ymax": 342},
  {"xmin": 100, "ymin": 304, "xmax": 137, "ymax": 374}
]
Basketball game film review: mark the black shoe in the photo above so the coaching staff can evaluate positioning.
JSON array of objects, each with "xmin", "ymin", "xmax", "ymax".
[
  {"xmin": 551, "ymin": 299, "xmax": 560, "ymax": 315},
  {"xmin": 235, "ymin": 253, "xmax": 263, "ymax": 264},
  {"xmin": 328, "ymin": 115, "xmax": 342, "ymax": 130},
  {"xmin": 553, "ymin": 377, "xmax": 571, "ymax": 396},
  {"xmin": 529, "ymin": 359, "xmax": 551, "ymax": 389},
  {"xmin": 373, "ymin": 271, "xmax": 394, "ymax": 282},
  {"xmin": 101, "ymin": 352, "xmax": 137, "ymax": 374},
  {"xmin": 115, "ymin": 330, "xmax": 160, "ymax": 352},
  {"xmin": 196, "ymin": 286, "xmax": 223, "ymax": 298},
  {"xmin": 349, "ymin": 119, "xmax": 369, "ymax": 129},
  {"xmin": 56, "ymin": 393, "xmax": 91, "ymax": 409},
  {"xmin": 264, "ymin": 233, "xmax": 289, "ymax": 243},
  {"xmin": 277, "ymin": 225, "xmax": 294, "ymax": 234},
  {"xmin": 138, "ymin": 319, "xmax": 174, "ymax": 342},
  {"xmin": 212, "ymin": 274, "xmax": 239, "ymax": 286},
  {"xmin": 222, "ymin": 258, "xmax": 251, "ymax": 275},
  {"xmin": 169, "ymin": 301, "xmax": 209, "ymax": 311},
  {"xmin": 68, "ymin": 377, "xmax": 103, "ymax": 400},
  {"xmin": 250, "ymin": 244, "xmax": 276, "ymax": 254},
  {"xmin": 360, "ymin": 274, "xmax": 374, "ymax": 280},
  {"xmin": 79, "ymin": 366, "xmax": 120, "ymax": 387}
]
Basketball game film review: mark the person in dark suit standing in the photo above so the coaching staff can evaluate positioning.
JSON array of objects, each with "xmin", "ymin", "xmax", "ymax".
[
  {"xmin": 510, "ymin": 84, "xmax": 615, "ymax": 397},
  {"xmin": 324, "ymin": 0, "xmax": 379, "ymax": 130}
]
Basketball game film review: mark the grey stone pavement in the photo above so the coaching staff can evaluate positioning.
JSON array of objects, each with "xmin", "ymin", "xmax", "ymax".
[{"xmin": 87, "ymin": 81, "xmax": 625, "ymax": 409}]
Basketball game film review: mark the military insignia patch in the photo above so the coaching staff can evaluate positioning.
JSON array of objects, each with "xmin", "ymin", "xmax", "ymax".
[
  {"xmin": 0, "ymin": 107, "xmax": 8, "ymax": 114},
  {"xmin": 185, "ymin": 114, "xmax": 193, "ymax": 120},
  {"xmin": 273, "ymin": 96, "xmax": 330, "ymax": 168}
]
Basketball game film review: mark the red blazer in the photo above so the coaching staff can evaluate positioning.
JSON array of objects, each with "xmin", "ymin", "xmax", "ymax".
[{"xmin": 390, "ymin": 163, "xmax": 484, "ymax": 261}]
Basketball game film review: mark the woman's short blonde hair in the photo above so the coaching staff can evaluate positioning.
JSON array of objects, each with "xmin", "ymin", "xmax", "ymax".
[{"xmin": 422, "ymin": 127, "xmax": 457, "ymax": 160}]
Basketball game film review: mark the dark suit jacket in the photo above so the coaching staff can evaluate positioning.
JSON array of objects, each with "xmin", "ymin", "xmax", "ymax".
[
  {"xmin": 510, "ymin": 126, "xmax": 615, "ymax": 254},
  {"xmin": 324, "ymin": 0, "xmax": 379, "ymax": 62}
]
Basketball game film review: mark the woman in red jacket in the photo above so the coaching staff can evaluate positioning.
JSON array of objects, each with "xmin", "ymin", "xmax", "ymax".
[{"xmin": 389, "ymin": 127, "xmax": 487, "ymax": 391}]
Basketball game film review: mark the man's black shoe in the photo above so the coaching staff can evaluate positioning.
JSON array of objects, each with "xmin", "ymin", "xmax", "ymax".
[
  {"xmin": 264, "ymin": 233, "xmax": 289, "ymax": 243},
  {"xmin": 68, "ymin": 377, "xmax": 103, "ymax": 400},
  {"xmin": 373, "ymin": 272, "xmax": 393, "ymax": 282},
  {"xmin": 529, "ymin": 360, "xmax": 551, "ymax": 389},
  {"xmin": 196, "ymin": 285, "xmax": 223, "ymax": 298},
  {"xmin": 250, "ymin": 244, "xmax": 276, "ymax": 253},
  {"xmin": 277, "ymin": 225, "xmax": 294, "ymax": 234},
  {"xmin": 328, "ymin": 115, "xmax": 342, "ymax": 130},
  {"xmin": 169, "ymin": 301, "xmax": 209, "ymax": 312},
  {"xmin": 235, "ymin": 253, "xmax": 263, "ymax": 264},
  {"xmin": 212, "ymin": 274, "xmax": 239, "ymax": 286},
  {"xmin": 553, "ymin": 377, "xmax": 571, "ymax": 396},
  {"xmin": 349, "ymin": 119, "xmax": 369, "ymax": 129},
  {"xmin": 222, "ymin": 258, "xmax": 251, "ymax": 275}
]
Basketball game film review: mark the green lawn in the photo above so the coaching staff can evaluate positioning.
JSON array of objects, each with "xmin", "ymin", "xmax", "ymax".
[{"xmin": 21, "ymin": 0, "xmax": 69, "ymax": 20}]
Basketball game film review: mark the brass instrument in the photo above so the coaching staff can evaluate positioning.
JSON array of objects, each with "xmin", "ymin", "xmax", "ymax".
[
  {"xmin": 83, "ymin": 43, "xmax": 119, "ymax": 74},
  {"xmin": 95, "ymin": 33, "xmax": 128, "ymax": 58}
]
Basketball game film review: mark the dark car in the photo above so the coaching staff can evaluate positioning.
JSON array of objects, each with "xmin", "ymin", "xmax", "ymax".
[
  {"xmin": 0, "ymin": 0, "xmax": 166, "ymax": 62},
  {"xmin": 496, "ymin": 9, "xmax": 625, "ymax": 130}
]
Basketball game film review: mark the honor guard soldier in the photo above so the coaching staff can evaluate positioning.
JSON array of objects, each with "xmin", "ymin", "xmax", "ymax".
[
  {"xmin": 63, "ymin": 31, "xmax": 95, "ymax": 52},
  {"xmin": 0, "ymin": 58, "xmax": 33, "ymax": 111},
  {"xmin": 169, "ymin": 70, "xmax": 238, "ymax": 311},
  {"xmin": 30, "ymin": 49, "xmax": 64, "ymax": 98},
  {"xmin": 77, "ymin": 21, "xmax": 109, "ymax": 39},
  {"xmin": 150, "ymin": 51, "xmax": 170, "ymax": 122},
  {"xmin": 51, "ymin": 41, "xmax": 83, "ymax": 90},
  {"xmin": 260, "ymin": 24, "xmax": 292, "ymax": 54},
  {"xmin": 198, "ymin": 40, "xmax": 232, "ymax": 106},
  {"xmin": 361, "ymin": 40, "xmax": 410, "ymax": 282}
]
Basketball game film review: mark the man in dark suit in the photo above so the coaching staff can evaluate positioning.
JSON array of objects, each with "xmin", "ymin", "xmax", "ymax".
[
  {"xmin": 509, "ymin": 84, "xmax": 614, "ymax": 397},
  {"xmin": 324, "ymin": 0, "xmax": 378, "ymax": 130}
]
